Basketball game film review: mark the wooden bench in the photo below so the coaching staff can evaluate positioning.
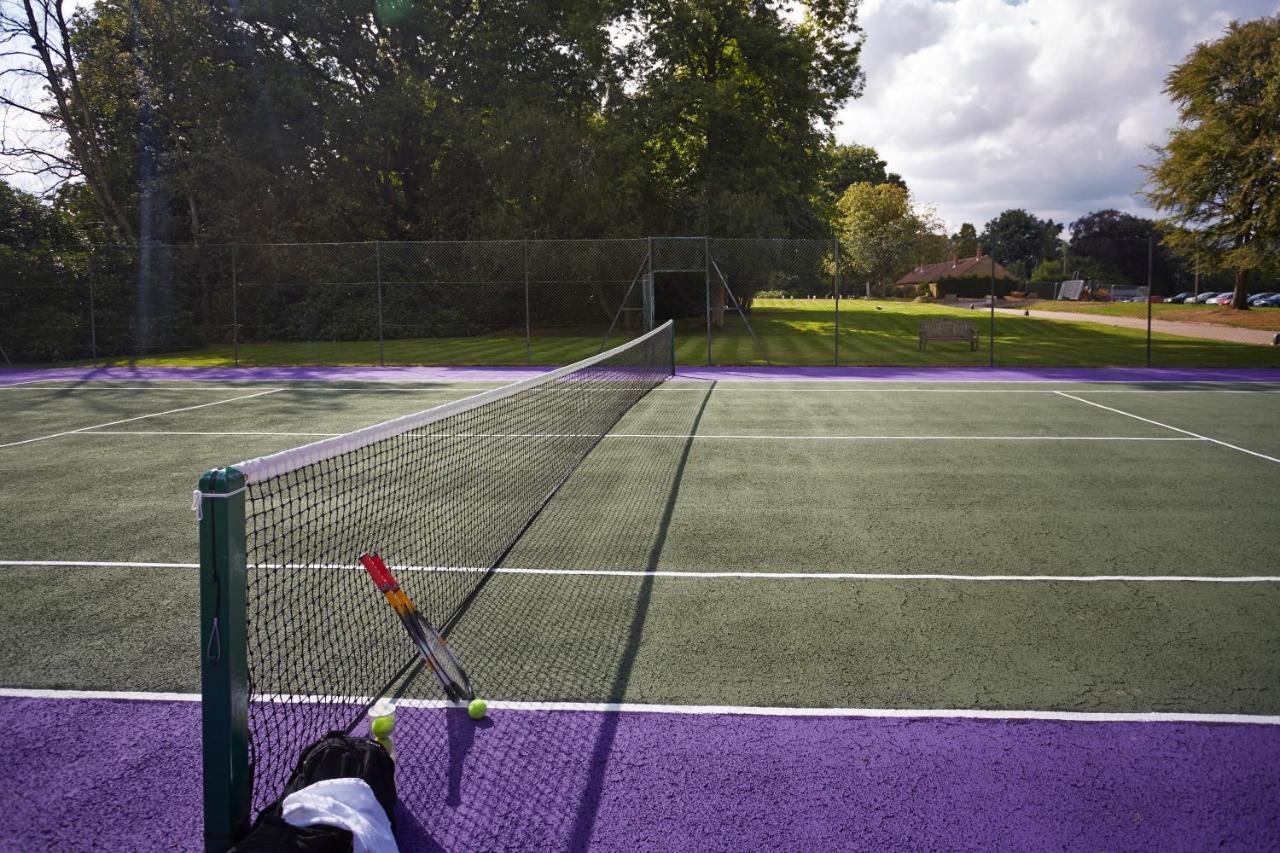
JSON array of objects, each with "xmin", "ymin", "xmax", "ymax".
[{"xmin": 919, "ymin": 318, "xmax": 979, "ymax": 351}]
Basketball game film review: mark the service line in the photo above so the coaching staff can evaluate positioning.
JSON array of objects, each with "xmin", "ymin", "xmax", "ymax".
[
  {"xmin": 43, "ymin": 430, "xmax": 1204, "ymax": 442},
  {"xmin": 2, "ymin": 559, "xmax": 1276, "ymax": 583},
  {"xmin": 0, "ymin": 389, "xmax": 283, "ymax": 450},
  {"xmin": 1055, "ymin": 391, "xmax": 1280, "ymax": 465}
]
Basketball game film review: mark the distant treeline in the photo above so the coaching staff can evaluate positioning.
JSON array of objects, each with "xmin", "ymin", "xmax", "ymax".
[{"xmin": 4, "ymin": 0, "xmax": 871, "ymax": 246}]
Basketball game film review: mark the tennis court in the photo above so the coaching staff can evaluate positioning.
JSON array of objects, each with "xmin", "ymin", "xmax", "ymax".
[{"xmin": 2, "ymin": 359, "xmax": 1279, "ymax": 850}]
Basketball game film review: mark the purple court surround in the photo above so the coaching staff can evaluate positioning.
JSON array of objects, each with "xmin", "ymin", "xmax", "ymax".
[
  {"xmin": 0, "ymin": 697, "xmax": 1277, "ymax": 851},
  {"xmin": 2, "ymin": 365, "xmax": 1280, "ymax": 385}
]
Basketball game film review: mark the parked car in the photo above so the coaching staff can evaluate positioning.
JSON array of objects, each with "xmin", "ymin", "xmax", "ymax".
[
  {"xmin": 1185, "ymin": 292, "xmax": 1221, "ymax": 304},
  {"xmin": 1255, "ymin": 294, "xmax": 1280, "ymax": 307},
  {"xmin": 1207, "ymin": 293, "xmax": 1235, "ymax": 305},
  {"xmin": 1165, "ymin": 292, "xmax": 1193, "ymax": 303},
  {"xmin": 1247, "ymin": 292, "xmax": 1276, "ymax": 306}
]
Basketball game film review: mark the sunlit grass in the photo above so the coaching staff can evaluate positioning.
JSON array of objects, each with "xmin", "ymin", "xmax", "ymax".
[{"xmin": 76, "ymin": 299, "xmax": 1280, "ymax": 369}]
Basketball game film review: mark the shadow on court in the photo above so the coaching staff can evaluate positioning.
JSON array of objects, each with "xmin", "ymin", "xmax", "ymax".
[{"xmin": 377, "ymin": 381, "xmax": 715, "ymax": 850}]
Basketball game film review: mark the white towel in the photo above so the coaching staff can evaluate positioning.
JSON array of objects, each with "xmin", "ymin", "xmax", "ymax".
[{"xmin": 281, "ymin": 777, "xmax": 398, "ymax": 853}]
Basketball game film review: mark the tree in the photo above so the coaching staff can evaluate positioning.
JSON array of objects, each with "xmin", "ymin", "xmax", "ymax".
[
  {"xmin": 822, "ymin": 142, "xmax": 904, "ymax": 201},
  {"xmin": 979, "ymin": 209, "xmax": 1063, "ymax": 280},
  {"xmin": 1, "ymin": 0, "xmax": 136, "ymax": 241},
  {"xmin": 3, "ymin": 0, "xmax": 869, "ymax": 244},
  {"xmin": 1145, "ymin": 15, "xmax": 1280, "ymax": 309},
  {"xmin": 618, "ymin": 0, "xmax": 865, "ymax": 236},
  {"xmin": 951, "ymin": 223, "xmax": 978, "ymax": 258},
  {"xmin": 0, "ymin": 182, "xmax": 88, "ymax": 361},
  {"xmin": 836, "ymin": 182, "xmax": 938, "ymax": 294},
  {"xmin": 1069, "ymin": 209, "xmax": 1180, "ymax": 291}
]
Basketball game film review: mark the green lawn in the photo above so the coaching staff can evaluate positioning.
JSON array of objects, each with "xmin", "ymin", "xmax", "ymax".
[{"xmin": 75, "ymin": 298, "xmax": 1280, "ymax": 368}]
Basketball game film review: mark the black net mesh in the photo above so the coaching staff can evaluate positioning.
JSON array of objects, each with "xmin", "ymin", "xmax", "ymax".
[{"xmin": 237, "ymin": 322, "xmax": 673, "ymax": 815}]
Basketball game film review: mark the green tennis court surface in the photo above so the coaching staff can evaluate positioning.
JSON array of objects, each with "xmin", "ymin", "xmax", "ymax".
[
  {"xmin": 2, "ymin": 376, "xmax": 1279, "ymax": 698},
  {"xmin": 1, "ymin": 371, "xmax": 1278, "ymax": 849}
]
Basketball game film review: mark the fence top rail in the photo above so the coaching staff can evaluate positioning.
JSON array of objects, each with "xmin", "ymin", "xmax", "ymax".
[{"xmin": 80, "ymin": 236, "xmax": 838, "ymax": 251}]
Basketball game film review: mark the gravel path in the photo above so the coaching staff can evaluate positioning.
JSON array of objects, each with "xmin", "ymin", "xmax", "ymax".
[{"xmin": 996, "ymin": 307, "xmax": 1278, "ymax": 345}]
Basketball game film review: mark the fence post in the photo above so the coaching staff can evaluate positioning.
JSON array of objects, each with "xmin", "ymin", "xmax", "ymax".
[
  {"xmin": 989, "ymin": 239, "xmax": 996, "ymax": 368},
  {"xmin": 230, "ymin": 244, "xmax": 239, "ymax": 367},
  {"xmin": 704, "ymin": 236, "xmax": 712, "ymax": 366},
  {"xmin": 833, "ymin": 237, "xmax": 841, "ymax": 366},
  {"xmin": 645, "ymin": 236, "xmax": 655, "ymax": 332},
  {"xmin": 374, "ymin": 242, "xmax": 385, "ymax": 367},
  {"xmin": 87, "ymin": 248, "xmax": 98, "ymax": 367},
  {"xmin": 1152, "ymin": 234, "xmax": 1162, "ymax": 366},
  {"xmin": 523, "ymin": 240, "xmax": 532, "ymax": 365}
]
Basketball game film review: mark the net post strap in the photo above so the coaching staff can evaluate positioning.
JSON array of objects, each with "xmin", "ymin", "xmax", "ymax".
[{"xmin": 192, "ymin": 483, "xmax": 247, "ymax": 520}]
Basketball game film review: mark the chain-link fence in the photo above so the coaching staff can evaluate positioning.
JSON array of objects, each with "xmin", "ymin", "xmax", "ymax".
[
  {"xmin": 2, "ymin": 237, "xmax": 1277, "ymax": 369},
  {"xmin": 0, "ymin": 240, "xmax": 656, "ymax": 366}
]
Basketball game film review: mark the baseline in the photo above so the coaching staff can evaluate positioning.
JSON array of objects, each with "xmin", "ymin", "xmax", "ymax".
[{"xmin": 2, "ymin": 687, "xmax": 1277, "ymax": 726}]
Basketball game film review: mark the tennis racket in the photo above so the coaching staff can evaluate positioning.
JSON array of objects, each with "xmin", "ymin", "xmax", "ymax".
[{"xmin": 359, "ymin": 552, "xmax": 475, "ymax": 703}]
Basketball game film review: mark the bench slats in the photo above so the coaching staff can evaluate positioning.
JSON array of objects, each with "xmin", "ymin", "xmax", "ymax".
[{"xmin": 918, "ymin": 318, "xmax": 980, "ymax": 351}]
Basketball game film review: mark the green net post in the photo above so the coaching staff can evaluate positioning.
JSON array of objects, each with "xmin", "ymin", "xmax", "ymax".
[{"xmin": 198, "ymin": 467, "xmax": 251, "ymax": 852}]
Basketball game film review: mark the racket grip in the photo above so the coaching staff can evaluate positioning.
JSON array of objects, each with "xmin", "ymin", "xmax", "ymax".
[{"xmin": 359, "ymin": 552, "xmax": 394, "ymax": 589}]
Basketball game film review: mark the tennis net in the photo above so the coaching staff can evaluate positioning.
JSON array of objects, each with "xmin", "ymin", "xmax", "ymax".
[{"xmin": 197, "ymin": 320, "xmax": 674, "ymax": 848}]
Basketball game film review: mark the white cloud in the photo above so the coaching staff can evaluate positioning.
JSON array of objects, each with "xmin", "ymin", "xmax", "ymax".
[{"xmin": 836, "ymin": 0, "xmax": 1279, "ymax": 234}]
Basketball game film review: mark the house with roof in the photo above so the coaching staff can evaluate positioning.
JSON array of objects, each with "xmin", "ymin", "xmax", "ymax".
[{"xmin": 895, "ymin": 253, "xmax": 1019, "ymax": 297}]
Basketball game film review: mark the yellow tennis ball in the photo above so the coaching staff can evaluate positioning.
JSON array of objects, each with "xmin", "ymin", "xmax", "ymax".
[
  {"xmin": 370, "ymin": 715, "xmax": 395, "ymax": 737},
  {"xmin": 467, "ymin": 698, "xmax": 488, "ymax": 720}
]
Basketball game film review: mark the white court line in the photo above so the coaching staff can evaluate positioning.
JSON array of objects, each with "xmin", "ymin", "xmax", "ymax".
[
  {"xmin": 0, "ymin": 389, "xmax": 283, "ymax": 450},
  {"xmin": 605, "ymin": 434, "xmax": 1199, "ymax": 442},
  {"xmin": 0, "ymin": 384, "xmax": 492, "ymax": 393},
  {"xmin": 3, "ymin": 559, "xmax": 1276, "ymax": 583},
  {"xmin": 1055, "ymin": 391, "xmax": 1280, "ymax": 465},
  {"xmin": 52, "ymin": 430, "xmax": 1204, "ymax": 442},
  {"xmin": 680, "ymin": 376, "xmax": 1280, "ymax": 386},
  {"xmin": 0, "ymin": 377, "xmax": 60, "ymax": 387},
  {"xmin": 86, "ymin": 430, "xmax": 340, "ymax": 437},
  {"xmin": 656, "ymin": 386, "xmax": 1280, "ymax": 394},
  {"xmin": 1, "ymin": 687, "xmax": 1277, "ymax": 725}
]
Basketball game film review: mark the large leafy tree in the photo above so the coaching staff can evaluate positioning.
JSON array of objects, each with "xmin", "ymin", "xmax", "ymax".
[
  {"xmin": 836, "ymin": 182, "xmax": 939, "ymax": 294},
  {"xmin": 1069, "ymin": 209, "xmax": 1181, "ymax": 291},
  {"xmin": 1145, "ymin": 15, "xmax": 1280, "ymax": 309},
  {"xmin": 0, "ymin": 181, "xmax": 88, "ymax": 361},
  {"xmin": 979, "ymin": 209, "xmax": 1063, "ymax": 280},
  {"xmin": 1, "ymin": 0, "xmax": 137, "ymax": 241},
  {"xmin": 821, "ymin": 142, "xmax": 904, "ymax": 201},
  {"xmin": 5, "ymin": 0, "xmax": 867, "ymax": 243},
  {"xmin": 617, "ymin": 0, "xmax": 864, "ymax": 236}
]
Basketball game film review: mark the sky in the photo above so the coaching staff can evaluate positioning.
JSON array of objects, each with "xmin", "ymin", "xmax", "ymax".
[{"xmin": 835, "ymin": 0, "xmax": 1280, "ymax": 235}]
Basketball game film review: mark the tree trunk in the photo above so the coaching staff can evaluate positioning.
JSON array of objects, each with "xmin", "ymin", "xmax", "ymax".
[{"xmin": 1231, "ymin": 268, "xmax": 1250, "ymax": 310}]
